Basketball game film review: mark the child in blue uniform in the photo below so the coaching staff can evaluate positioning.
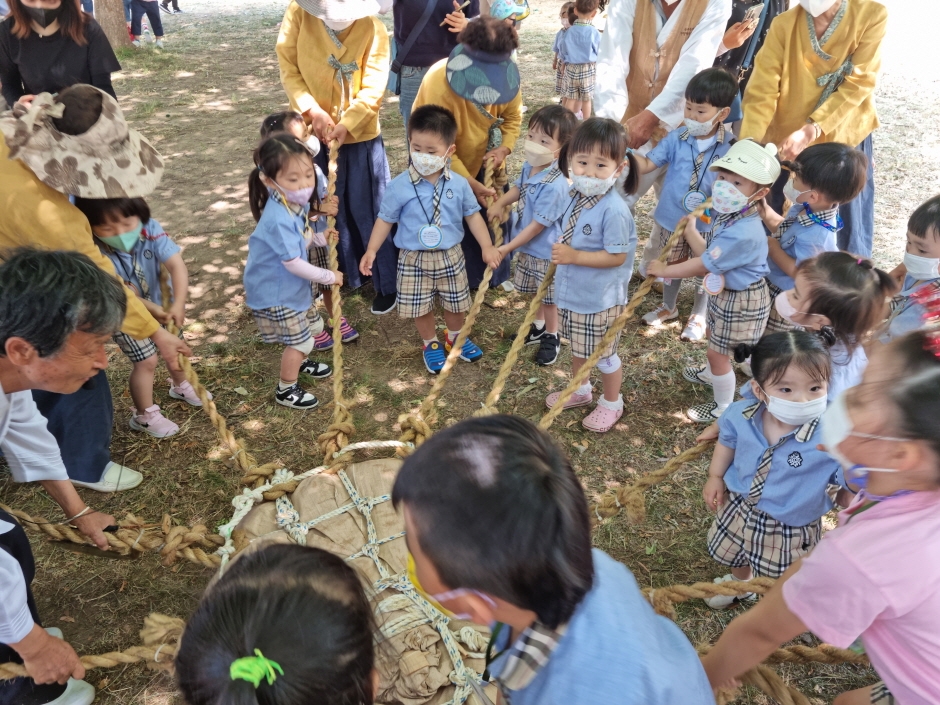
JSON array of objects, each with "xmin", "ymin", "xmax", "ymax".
[
  {"xmin": 361, "ymin": 105, "xmax": 501, "ymax": 375},
  {"xmin": 488, "ymin": 105, "xmax": 577, "ymax": 366},
  {"xmin": 881, "ymin": 195, "xmax": 940, "ymax": 342},
  {"xmin": 244, "ymin": 133, "xmax": 336, "ymax": 409},
  {"xmin": 560, "ymin": 0, "xmax": 600, "ymax": 118},
  {"xmin": 702, "ymin": 331, "xmax": 842, "ymax": 608},
  {"xmin": 649, "ymin": 138, "xmax": 780, "ymax": 422},
  {"xmin": 547, "ymin": 118, "xmax": 638, "ymax": 433},
  {"xmin": 77, "ymin": 195, "xmax": 203, "ymax": 439},
  {"xmin": 552, "ymin": 2, "xmax": 573, "ymax": 96},
  {"xmin": 631, "ymin": 68, "xmax": 737, "ymax": 341},
  {"xmin": 761, "ymin": 142, "xmax": 868, "ymax": 331}
]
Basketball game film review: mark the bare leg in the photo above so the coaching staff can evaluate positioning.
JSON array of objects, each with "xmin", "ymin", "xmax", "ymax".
[
  {"xmin": 542, "ymin": 303, "xmax": 558, "ymax": 335},
  {"xmin": 730, "ymin": 565, "xmax": 753, "ymax": 581},
  {"xmin": 279, "ymin": 346, "xmax": 305, "ymax": 384},
  {"xmin": 128, "ymin": 355, "xmax": 158, "ymax": 410},
  {"xmin": 414, "ymin": 312, "xmax": 438, "ymax": 341},
  {"xmin": 582, "ymin": 98, "xmax": 592, "ymax": 118},
  {"xmin": 442, "ymin": 310, "xmax": 466, "ymax": 337},
  {"xmin": 600, "ymin": 367, "xmax": 622, "ymax": 403}
]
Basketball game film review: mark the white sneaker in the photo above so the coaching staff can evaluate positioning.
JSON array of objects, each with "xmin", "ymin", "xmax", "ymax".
[
  {"xmin": 71, "ymin": 461, "xmax": 143, "ymax": 493},
  {"xmin": 641, "ymin": 304, "xmax": 678, "ymax": 326},
  {"xmin": 680, "ymin": 314, "xmax": 707, "ymax": 342},
  {"xmin": 155, "ymin": 39, "xmax": 165, "ymax": 48},
  {"xmin": 704, "ymin": 574, "xmax": 757, "ymax": 610},
  {"xmin": 45, "ymin": 678, "xmax": 95, "ymax": 705}
]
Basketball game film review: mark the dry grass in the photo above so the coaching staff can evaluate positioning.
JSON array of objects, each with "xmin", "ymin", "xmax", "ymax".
[{"xmin": 1, "ymin": 0, "xmax": 938, "ymax": 702}]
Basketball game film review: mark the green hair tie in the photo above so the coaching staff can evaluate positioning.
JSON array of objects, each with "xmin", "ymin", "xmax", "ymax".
[{"xmin": 230, "ymin": 649, "xmax": 284, "ymax": 688}]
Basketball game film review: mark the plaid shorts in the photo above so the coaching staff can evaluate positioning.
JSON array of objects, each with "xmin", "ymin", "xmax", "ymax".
[
  {"xmin": 396, "ymin": 244, "xmax": 471, "ymax": 319},
  {"xmin": 707, "ymin": 492, "xmax": 822, "ymax": 578},
  {"xmin": 561, "ymin": 305, "xmax": 624, "ymax": 359},
  {"xmin": 308, "ymin": 244, "xmax": 331, "ymax": 295},
  {"xmin": 513, "ymin": 252, "xmax": 555, "ymax": 305},
  {"xmin": 562, "ymin": 62, "xmax": 596, "ymax": 101},
  {"xmin": 649, "ymin": 222, "xmax": 694, "ymax": 264},
  {"xmin": 707, "ymin": 278, "xmax": 771, "ymax": 356},
  {"xmin": 251, "ymin": 305, "xmax": 324, "ymax": 346},
  {"xmin": 764, "ymin": 282, "xmax": 796, "ymax": 333},
  {"xmin": 113, "ymin": 330, "xmax": 158, "ymax": 363},
  {"xmin": 871, "ymin": 682, "xmax": 895, "ymax": 704},
  {"xmin": 554, "ymin": 64, "xmax": 567, "ymax": 95}
]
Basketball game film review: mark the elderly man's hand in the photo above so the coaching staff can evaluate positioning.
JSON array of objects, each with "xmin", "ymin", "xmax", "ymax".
[
  {"xmin": 72, "ymin": 510, "xmax": 116, "ymax": 550},
  {"xmin": 12, "ymin": 624, "xmax": 85, "ymax": 685},
  {"xmin": 625, "ymin": 110, "xmax": 660, "ymax": 150},
  {"xmin": 152, "ymin": 326, "xmax": 192, "ymax": 373},
  {"xmin": 483, "ymin": 146, "xmax": 511, "ymax": 170}
]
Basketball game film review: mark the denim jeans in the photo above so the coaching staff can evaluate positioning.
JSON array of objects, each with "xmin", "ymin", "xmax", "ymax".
[
  {"xmin": 124, "ymin": 0, "xmax": 132, "ymax": 21},
  {"xmin": 398, "ymin": 65, "xmax": 429, "ymax": 132},
  {"xmin": 81, "ymin": 0, "xmax": 93, "ymax": 12}
]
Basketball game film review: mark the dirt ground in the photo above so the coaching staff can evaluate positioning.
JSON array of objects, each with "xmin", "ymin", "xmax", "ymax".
[{"xmin": 2, "ymin": 0, "xmax": 939, "ymax": 702}]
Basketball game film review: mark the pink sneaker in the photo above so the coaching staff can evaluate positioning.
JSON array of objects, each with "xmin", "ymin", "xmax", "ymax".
[
  {"xmin": 545, "ymin": 388, "xmax": 593, "ymax": 410},
  {"xmin": 312, "ymin": 328, "xmax": 334, "ymax": 351},
  {"xmin": 129, "ymin": 405, "xmax": 179, "ymax": 438},
  {"xmin": 168, "ymin": 379, "xmax": 210, "ymax": 407}
]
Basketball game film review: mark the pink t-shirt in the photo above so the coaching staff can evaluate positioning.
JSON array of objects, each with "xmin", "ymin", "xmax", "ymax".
[{"xmin": 783, "ymin": 490, "xmax": 940, "ymax": 705}]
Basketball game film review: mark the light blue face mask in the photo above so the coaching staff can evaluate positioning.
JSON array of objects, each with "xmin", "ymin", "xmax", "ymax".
[{"xmin": 98, "ymin": 222, "xmax": 143, "ymax": 253}]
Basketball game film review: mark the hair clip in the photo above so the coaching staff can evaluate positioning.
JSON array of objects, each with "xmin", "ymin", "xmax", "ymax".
[{"xmin": 230, "ymin": 649, "xmax": 283, "ymax": 688}]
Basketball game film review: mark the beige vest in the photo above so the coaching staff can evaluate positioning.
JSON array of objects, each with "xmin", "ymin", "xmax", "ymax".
[{"xmin": 625, "ymin": 0, "xmax": 710, "ymax": 124}]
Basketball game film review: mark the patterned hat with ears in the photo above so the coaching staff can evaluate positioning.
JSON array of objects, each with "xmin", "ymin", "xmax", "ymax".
[
  {"xmin": 0, "ymin": 88, "xmax": 164, "ymax": 198},
  {"xmin": 294, "ymin": 0, "xmax": 380, "ymax": 22}
]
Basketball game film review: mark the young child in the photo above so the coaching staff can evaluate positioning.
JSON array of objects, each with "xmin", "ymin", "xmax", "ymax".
[
  {"xmin": 130, "ymin": 0, "xmax": 165, "ymax": 47},
  {"xmin": 244, "ymin": 133, "xmax": 336, "ymax": 409},
  {"xmin": 259, "ymin": 111, "xmax": 358, "ymax": 351},
  {"xmin": 702, "ymin": 329, "xmax": 940, "ymax": 705},
  {"xmin": 880, "ymin": 194, "xmax": 940, "ymax": 342},
  {"xmin": 553, "ymin": 2, "xmax": 574, "ymax": 97},
  {"xmin": 487, "ymin": 105, "xmax": 578, "ymax": 366},
  {"xmin": 76, "ymin": 196, "xmax": 202, "ymax": 438},
  {"xmin": 548, "ymin": 117, "xmax": 638, "ymax": 433},
  {"xmin": 560, "ymin": 0, "xmax": 600, "ymax": 119},
  {"xmin": 360, "ymin": 105, "xmax": 501, "ymax": 375},
  {"xmin": 702, "ymin": 331, "xmax": 841, "ymax": 608},
  {"xmin": 761, "ymin": 142, "xmax": 868, "ymax": 332},
  {"xmin": 631, "ymin": 67, "xmax": 738, "ymax": 340},
  {"xmin": 393, "ymin": 415, "xmax": 715, "ymax": 703},
  {"xmin": 648, "ymin": 138, "xmax": 780, "ymax": 422},
  {"xmin": 175, "ymin": 543, "xmax": 377, "ymax": 705}
]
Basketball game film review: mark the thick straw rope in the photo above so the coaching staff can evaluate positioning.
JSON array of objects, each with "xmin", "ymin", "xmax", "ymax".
[
  {"xmin": 538, "ymin": 203, "xmax": 710, "ymax": 430},
  {"xmin": 398, "ymin": 160, "xmax": 507, "ymax": 451}
]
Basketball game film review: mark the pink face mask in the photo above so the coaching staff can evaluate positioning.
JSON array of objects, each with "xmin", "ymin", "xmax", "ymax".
[
  {"xmin": 775, "ymin": 289, "xmax": 813, "ymax": 325},
  {"xmin": 429, "ymin": 588, "xmax": 497, "ymax": 620}
]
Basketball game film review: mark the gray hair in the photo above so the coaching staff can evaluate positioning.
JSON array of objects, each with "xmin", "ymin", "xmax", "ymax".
[{"xmin": 0, "ymin": 249, "xmax": 126, "ymax": 357}]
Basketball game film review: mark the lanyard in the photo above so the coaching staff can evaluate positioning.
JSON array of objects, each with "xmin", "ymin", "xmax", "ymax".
[
  {"xmin": 801, "ymin": 203, "xmax": 843, "ymax": 233},
  {"xmin": 412, "ymin": 176, "xmax": 444, "ymax": 226},
  {"xmin": 687, "ymin": 137, "xmax": 721, "ymax": 193}
]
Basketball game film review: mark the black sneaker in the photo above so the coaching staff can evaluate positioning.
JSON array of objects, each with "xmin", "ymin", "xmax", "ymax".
[
  {"xmin": 159, "ymin": 2, "xmax": 170, "ymax": 11},
  {"xmin": 535, "ymin": 333, "xmax": 560, "ymax": 366},
  {"xmin": 522, "ymin": 322, "xmax": 546, "ymax": 346},
  {"xmin": 275, "ymin": 383, "xmax": 319, "ymax": 409},
  {"xmin": 299, "ymin": 359, "xmax": 332, "ymax": 378},
  {"xmin": 371, "ymin": 292, "xmax": 397, "ymax": 315}
]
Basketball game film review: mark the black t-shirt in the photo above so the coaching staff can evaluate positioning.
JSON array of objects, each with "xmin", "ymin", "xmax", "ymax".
[{"xmin": 0, "ymin": 17, "xmax": 121, "ymax": 106}]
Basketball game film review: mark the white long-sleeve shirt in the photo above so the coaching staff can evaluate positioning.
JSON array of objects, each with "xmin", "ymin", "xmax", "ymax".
[
  {"xmin": 595, "ymin": 0, "xmax": 732, "ymax": 129},
  {"xmin": 0, "ymin": 380, "xmax": 69, "ymax": 644}
]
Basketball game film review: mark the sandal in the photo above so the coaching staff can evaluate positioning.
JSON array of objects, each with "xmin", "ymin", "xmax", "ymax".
[
  {"xmin": 545, "ymin": 389, "xmax": 593, "ymax": 410},
  {"xmin": 582, "ymin": 403, "xmax": 623, "ymax": 433}
]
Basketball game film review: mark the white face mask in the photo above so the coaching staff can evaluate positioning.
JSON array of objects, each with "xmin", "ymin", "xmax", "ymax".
[
  {"xmin": 760, "ymin": 387, "xmax": 827, "ymax": 426},
  {"xmin": 783, "ymin": 179, "xmax": 812, "ymax": 204},
  {"xmin": 711, "ymin": 179, "xmax": 752, "ymax": 214},
  {"xmin": 820, "ymin": 390, "xmax": 907, "ymax": 473},
  {"xmin": 683, "ymin": 115, "xmax": 717, "ymax": 138},
  {"xmin": 571, "ymin": 172, "xmax": 617, "ymax": 198},
  {"xmin": 323, "ymin": 17, "xmax": 355, "ymax": 31},
  {"xmin": 903, "ymin": 251, "xmax": 940, "ymax": 280},
  {"xmin": 411, "ymin": 151, "xmax": 448, "ymax": 176},
  {"xmin": 523, "ymin": 139, "xmax": 556, "ymax": 167},
  {"xmin": 799, "ymin": 0, "xmax": 837, "ymax": 17}
]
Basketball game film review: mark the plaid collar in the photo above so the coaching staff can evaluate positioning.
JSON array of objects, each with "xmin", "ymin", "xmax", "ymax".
[
  {"xmin": 491, "ymin": 620, "xmax": 568, "ymax": 691},
  {"xmin": 527, "ymin": 164, "xmax": 563, "ymax": 184},
  {"xmin": 409, "ymin": 164, "xmax": 452, "ymax": 185},
  {"xmin": 566, "ymin": 190, "xmax": 603, "ymax": 209},
  {"xmin": 795, "ymin": 203, "xmax": 839, "ymax": 228},
  {"xmin": 677, "ymin": 121, "xmax": 729, "ymax": 145},
  {"xmin": 742, "ymin": 402, "xmax": 819, "ymax": 443}
]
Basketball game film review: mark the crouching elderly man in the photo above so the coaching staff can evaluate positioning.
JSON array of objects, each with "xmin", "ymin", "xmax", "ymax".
[{"xmin": 0, "ymin": 249, "xmax": 126, "ymax": 705}]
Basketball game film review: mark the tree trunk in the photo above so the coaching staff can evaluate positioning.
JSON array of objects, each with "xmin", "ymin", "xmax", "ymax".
[{"xmin": 96, "ymin": 0, "xmax": 131, "ymax": 49}]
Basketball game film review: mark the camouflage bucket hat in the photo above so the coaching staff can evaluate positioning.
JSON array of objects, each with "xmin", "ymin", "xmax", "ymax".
[{"xmin": 0, "ymin": 88, "xmax": 164, "ymax": 198}]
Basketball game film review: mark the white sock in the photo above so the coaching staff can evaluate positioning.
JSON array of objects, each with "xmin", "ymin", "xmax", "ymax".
[
  {"xmin": 423, "ymin": 338, "xmax": 438, "ymax": 347},
  {"xmin": 597, "ymin": 394, "xmax": 623, "ymax": 410},
  {"xmin": 712, "ymin": 370, "xmax": 736, "ymax": 409},
  {"xmin": 577, "ymin": 381, "xmax": 592, "ymax": 395},
  {"xmin": 278, "ymin": 379, "xmax": 296, "ymax": 391},
  {"xmin": 703, "ymin": 359, "xmax": 714, "ymax": 380},
  {"xmin": 445, "ymin": 329, "xmax": 458, "ymax": 344},
  {"xmin": 533, "ymin": 319, "xmax": 546, "ymax": 329}
]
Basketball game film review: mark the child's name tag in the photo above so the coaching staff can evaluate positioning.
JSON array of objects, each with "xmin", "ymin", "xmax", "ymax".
[
  {"xmin": 419, "ymin": 224, "xmax": 443, "ymax": 250},
  {"xmin": 702, "ymin": 272, "xmax": 725, "ymax": 295},
  {"xmin": 683, "ymin": 190, "xmax": 707, "ymax": 213}
]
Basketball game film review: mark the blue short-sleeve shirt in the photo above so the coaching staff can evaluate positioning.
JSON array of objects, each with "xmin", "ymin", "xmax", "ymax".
[
  {"xmin": 378, "ymin": 166, "xmax": 480, "ymax": 252},
  {"xmin": 555, "ymin": 189, "xmax": 637, "ymax": 314},
  {"xmin": 487, "ymin": 550, "xmax": 715, "ymax": 705},
  {"xmin": 766, "ymin": 204, "xmax": 839, "ymax": 291},
  {"xmin": 703, "ymin": 213, "xmax": 769, "ymax": 290},
  {"xmin": 880, "ymin": 277, "xmax": 939, "ymax": 343},
  {"xmin": 552, "ymin": 27, "xmax": 566, "ymax": 60},
  {"xmin": 646, "ymin": 125, "xmax": 733, "ymax": 232},
  {"xmin": 560, "ymin": 21, "xmax": 599, "ymax": 64},
  {"xmin": 512, "ymin": 163, "xmax": 570, "ymax": 261},
  {"xmin": 718, "ymin": 400, "xmax": 840, "ymax": 526},
  {"xmin": 97, "ymin": 218, "xmax": 181, "ymax": 307},
  {"xmin": 244, "ymin": 196, "xmax": 312, "ymax": 312}
]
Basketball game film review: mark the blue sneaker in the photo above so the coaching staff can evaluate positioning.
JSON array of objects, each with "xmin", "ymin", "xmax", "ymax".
[
  {"xmin": 445, "ymin": 336, "xmax": 483, "ymax": 362},
  {"xmin": 422, "ymin": 341, "xmax": 446, "ymax": 374}
]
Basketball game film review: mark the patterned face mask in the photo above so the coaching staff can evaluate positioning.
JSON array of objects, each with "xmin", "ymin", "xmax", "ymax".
[
  {"xmin": 682, "ymin": 115, "xmax": 717, "ymax": 138},
  {"xmin": 711, "ymin": 179, "xmax": 751, "ymax": 214},
  {"xmin": 411, "ymin": 152, "xmax": 448, "ymax": 176},
  {"xmin": 571, "ymin": 173, "xmax": 617, "ymax": 198}
]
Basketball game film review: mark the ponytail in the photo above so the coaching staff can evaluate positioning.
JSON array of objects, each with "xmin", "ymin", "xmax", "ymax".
[{"xmin": 248, "ymin": 167, "xmax": 269, "ymax": 222}]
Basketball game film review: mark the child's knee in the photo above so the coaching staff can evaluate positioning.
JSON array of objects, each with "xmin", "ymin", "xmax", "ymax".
[
  {"xmin": 135, "ymin": 354, "xmax": 159, "ymax": 372},
  {"xmin": 596, "ymin": 353, "xmax": 621, "ymax": 375}
]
